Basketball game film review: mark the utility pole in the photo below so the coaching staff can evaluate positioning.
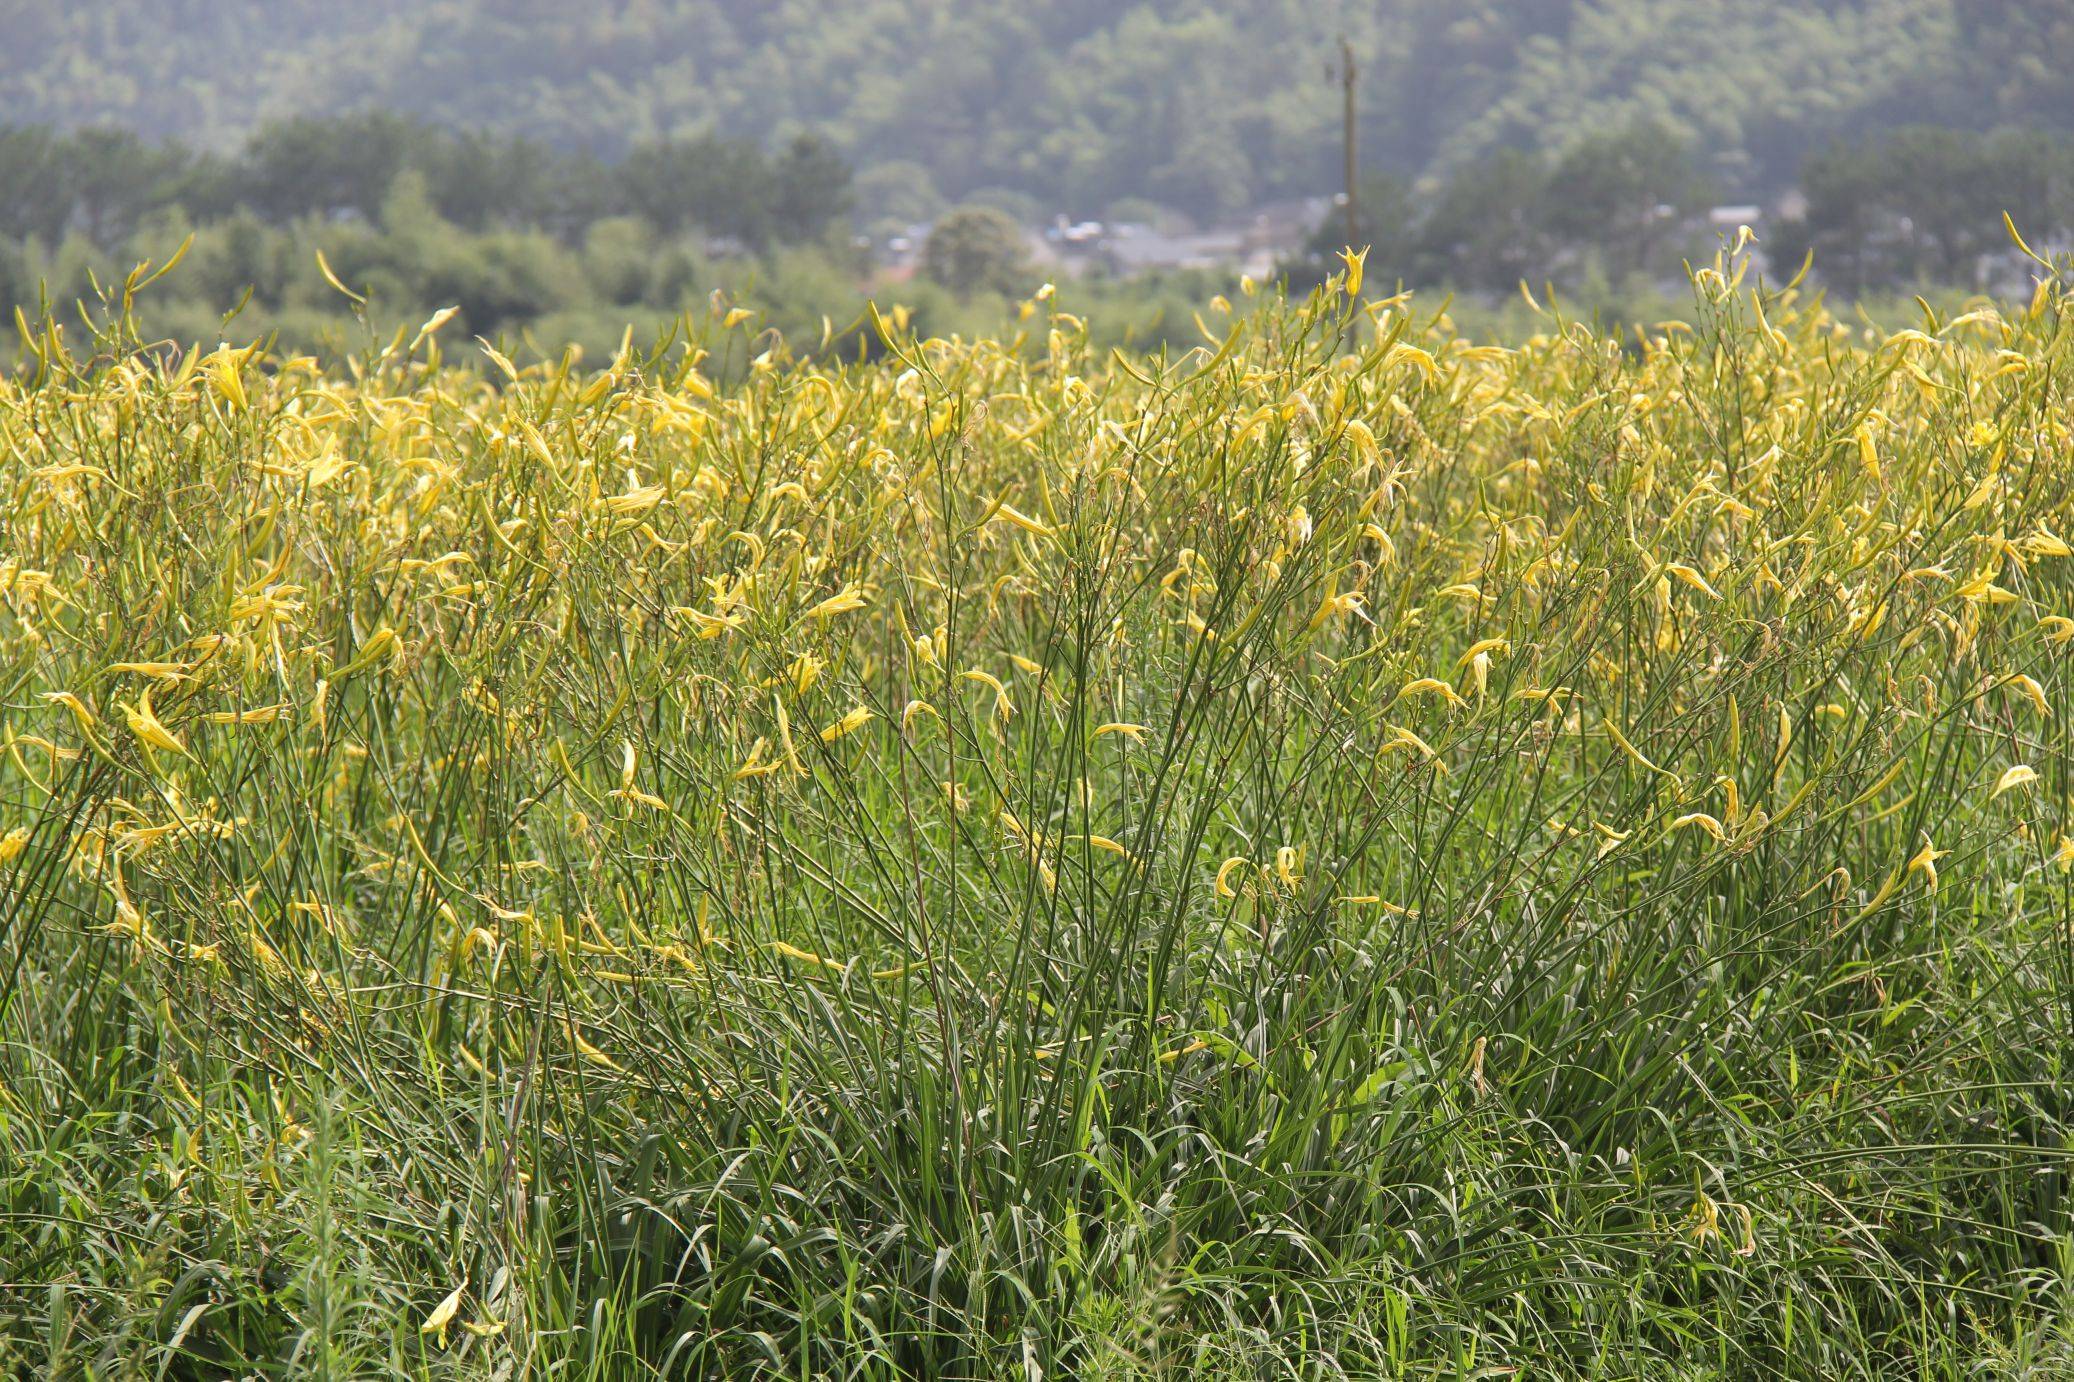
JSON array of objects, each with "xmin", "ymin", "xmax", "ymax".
[{"xmin": 1340, "ymin": 36, "xmax": 1359, "ymax": 248}]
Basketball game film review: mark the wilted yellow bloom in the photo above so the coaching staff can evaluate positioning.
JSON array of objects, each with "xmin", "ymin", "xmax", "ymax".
[
  {"xmin": 788, "ymin": 653, "xmax": 825, "ymax": 696},
  {"xmin": 1380, "ymin": 724, "xmax": 1442, "ymax": 766},
  {"xmin": 420, "ymin": 1281, "xmax": 467, "ymax": 1347},
  {"xmin": 410, "ymin": 304, "xmax": 461, "ymax": 350},
  {"xmin": 677, "ymin": 606, "xmax": 746, "ymax": 640},
  {"xmin": 204, "ymin": 703, "xmax": 289, "ymax": 725},
  {"xmin": 1395, "ymin": 677, "xmax": 1466, "ymax": 709},
  {"xmin": 1669, "ymin": 812, "xmax": 1726, "ymax": 842},
  {"xmin": 1215, "ymin": 857, "xmax": 1251, "ymax": 898},
  {"xmin": 109, "ymin": 661, "xmax": 192, "ymax": 681},
  {"xmin": 120, "ymin": 687, "xmax": 189, "ymax": 760},
  {"xmin": 1906, "ymin": 835, "xmax": 1949, "ymax": 891},
  {"xmin": 803, "ymin": 584, "xmax": 871, "ymax": 620},
  {"xmin": 1992, "ymin": 765, "xmax": 2039, "ymax": 799},
  {"xmin": 990, "ymin": 501, "xmax": 1054, "ymax": 539},
  {"xmin": 1309, "ymin": 589, "xmax": 1369, "ymax": 630},
  {"xmin": 2003, "ymin": 673, "xmax": 2052, "ymax": 716},
  {"xmin": 1075, "ymin": 834, "xmax": 1134, "ymax": 863},
  {"xmin": 603, "ymin": 480, "xmax": 665, "ymax": 516},
  {"xmin": 42, "ymin": 690, "xmax": 96, "ymax": 732},
  {"xmin": 206, "ymin": 348, "xmax": 249, "ymax": 412},
  {"xmin": 1664, "ymin": 563, "xmax": 1721, "ymax": 600},
  {"xmin": 334, "ymin": 626, "xmax": 399, "ymax": 677},
  {"xmin": 734, "ymin": 738, "xmax": 784, "ymax": 781},
  {"xmin": 2023, "ymin": 527, "xmax": 2072, "ymax": 559},
  {"xmin": 1456, "ymin": 638, "xmax": 1509, "ymax": 669},
  {"xmin": 611, "ymin": 742, "xmax": 671, "ymax": 812},
  {"xmin": 1854, "ymin": 422, "xmax": 1881, "ymax": 482},
  {"xmin": 573, "ymin": 1030, "xmax": 623, "ymax": 1071},
  {"xmin": 1955, "ymin": 569, "xmax": 2018, "ymax": 604},
  {"xmin": 821, "ymin": 706, "xmax": 875, "ymax": 742},
  {"xmin": 959, "ymin": 669, "xmax": 1015, "ymax": 723}
]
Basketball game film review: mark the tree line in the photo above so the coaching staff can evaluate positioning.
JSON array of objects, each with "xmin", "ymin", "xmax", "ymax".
[
  {"xmin": 1300, "ymin": 122, "xmax": 2074, "ymax": 298},
  {"xmin": 5, "ymin": 1, "xmax": 2070, "ymax": 220},
  {"xmin": 0, "ymin": 111, "xmax": 2065, "ymax": 365},
  {"xmin": 0, "ymin": 113, "xmax": 869, "ymax": 359},
  {"xmin": 0, "ymin": 113, "xmax": 853, "ymax": 256}
]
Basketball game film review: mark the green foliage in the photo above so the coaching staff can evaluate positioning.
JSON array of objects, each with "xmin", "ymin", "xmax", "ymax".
[
  {"xmin": 1, "ymin": 1, "xmax": 2068, "ymax": 217},
  {"xmin": 1296, "ymin": 131, "xmax": 1711, "ymax": 297},
  {"xmin": 0, "ymin": 113, "xmax": 880, "ymax": 366},
  {"xmin": 6, "ymin": 266, "xmax": 2074, "ymax": 1376},
  {"xmin": 1307, "ymin": 172, "xmax": 1417, "ymax": 263},
  {"xmin": 237, "ymin": 111, "xmax": 417, "ymax": 223},
  {"xmin": 0, "ymin": 114, "xmax": 852, "ymax": 271},
  {"xmin": 1774, "ymin": 126, "xmax": 2074, "ymax": 293},
  {"xmin": 853, "ymin": 160, "xmax": 947, "ymax": 240},
  {"xmin": 922, "ymin": 205, "xmax": 1030, "ymax": 299},
  {"xmin": 1542, "ymin": 119, "xmax": 1712, "ymax": 273}
]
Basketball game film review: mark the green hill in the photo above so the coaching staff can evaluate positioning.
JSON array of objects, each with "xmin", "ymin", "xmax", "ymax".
[{"xmin": 1, "ymin": 0, "xmax": 2067, "ymax": 218}]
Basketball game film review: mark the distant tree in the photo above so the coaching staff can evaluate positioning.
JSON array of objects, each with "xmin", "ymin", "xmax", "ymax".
[
  {"xmin": 1411, "ymin": 148, "xmax": 1550, "ymax": 291},
  {"xmin": 165, "ymin": 149, "xmax": 245, "ymax": 224},
  {"xmin": 1285, "ymin": 171, "xmax": 1416, "ymax": 294},
  {"xmin": 621, "ymin": 135, "xmax": 773, "ymax": 247},
  {"xmin": 239, "ymin": 112, "xmax": 415, "ymax": 224},
  {"xmin": 581, "ymin": 216, "xmax": 657, "ymax": 305},
  {"xmin": 1885, "ymin": 126, "xmax": 2055, "ymax": 282},
  {"xmin": 0, "ymin": 235, "xmax": 30, "ymax": 312},
  {"xmin": 0, "ymin": 125, "xmax": 67, "ymax": 243},
  {"xmin": 922, "ymin": 206, "xmax": 1029, "ymax": 297},
  {"xmin": 1146, "ymin": 122, "xmax": 1253, "ymax": 218},
  {"xmin": 536, "ymin": 152, "xmax": 625, "ymax": 243},
  {"xmin": 1783, "ymin": 126, "xmax": 2072, "ymax": 292},
  {"xmin": 59, "ymin": 127, "xmax": 190, "ymax": 248},
  {"xmin": 417, "ymin": 129, "xmax": 570, "ymax": 232},
  {"xmin": 854, "ymin": 160, "xmax": 945, "ymax": 235},
  {"xmin": 1307, "ymin": 171, "xmax": 1416, "ymax": 259},
  {"xmin": 1103, "ymin": 197, "xmax": 1185, "ymax": 231},
  {"xmin": 185, "ymin": 211, "xmax": 293, "ymax": 308},
  {"xmin": 421, "ymin": 227, "xmax": 581, "ymax": 333},
  {"xmin": 1541, "ymin": 120, "xmax": 1709, "ymax": 275},
  {"xmin": 1771, "ymin": 141, "xmax": 1883, "ymax": 293},
  {"xmin": 768, "ymin": 133, "xmax": 853, "ymax": 243},
  {"xmin": 0, "ymin": 0, "xmax": 2069, "ymax": 222},
  {"xmin": 961, "ymin": 187, "xmax": 1043, "ymax": 227}
]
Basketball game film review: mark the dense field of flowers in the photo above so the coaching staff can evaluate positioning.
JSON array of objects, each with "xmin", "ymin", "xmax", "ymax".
[{"xmin": 5, "ymin": 247, "xmax": 2074, "ymax": 1377}]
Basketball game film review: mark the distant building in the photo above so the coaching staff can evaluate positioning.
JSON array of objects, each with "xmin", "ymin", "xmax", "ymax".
[
  {"xmin": 884, "ymin": 196, "xmax": 1330, "ymax": 283},
  {"xmin": 1099, "ymin": 224, "xmax": 1249, "ymax": 275},
  {"xmin": 1033, "ymin": 197, "xmax": 1329, "ymax": 279}
]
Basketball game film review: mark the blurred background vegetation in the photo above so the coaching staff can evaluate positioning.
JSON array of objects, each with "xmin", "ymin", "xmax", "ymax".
[
  {"xmin": 6, "ymin": 0, "xmax": 2069, "ymax": 213},
  {"xmin": 0, "ymin": 0, "xmax": 2068, "ymax": 356}
]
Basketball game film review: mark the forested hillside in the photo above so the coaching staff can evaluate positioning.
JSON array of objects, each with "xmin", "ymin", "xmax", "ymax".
[{"xmin": 2, "ymin": 0, "xmax": 2067, "ymax": 217}]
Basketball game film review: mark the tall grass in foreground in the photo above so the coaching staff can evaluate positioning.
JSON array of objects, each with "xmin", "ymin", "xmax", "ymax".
[{"xmin": 3, "ymin": 248, "xmax": 2074, "ymax": 1378}]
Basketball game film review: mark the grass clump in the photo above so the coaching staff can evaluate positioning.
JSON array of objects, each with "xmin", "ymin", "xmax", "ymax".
[{"xmin": 3, "ymin": 253, "xmax": 2074, "ymax": 1378}]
